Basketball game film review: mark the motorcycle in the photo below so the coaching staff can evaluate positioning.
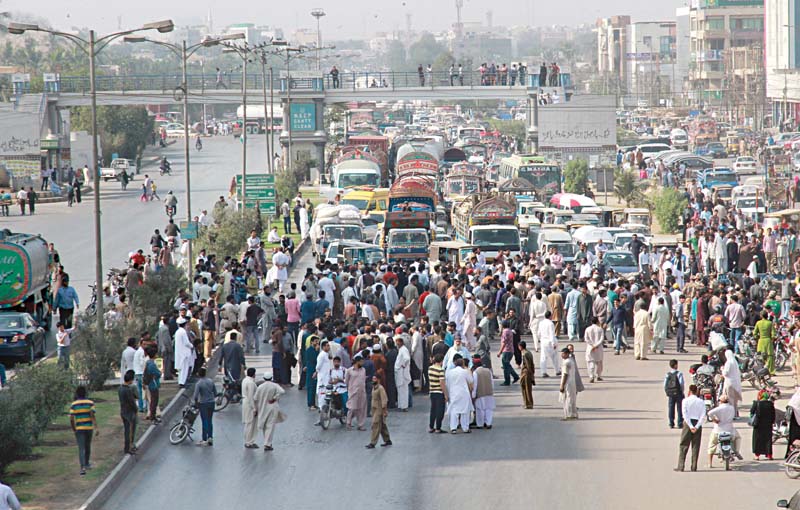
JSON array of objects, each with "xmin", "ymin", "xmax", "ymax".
[
  {"xmin": 165, "ymin": 204, "xmax": 176, "ymax": 219},
  {"xmin": 85, "ymin": 284, "xmax": 97, "ymax": 317},
  {"xmin": 774, "ymin": 408, "xmax": 790, "ymax": 445},
  {"xmin": 714, "ymin": 431, "xmax": 736, "ymax": 471},
  {"xmin": 775, "ymin": 337, "xmax": 790, "ymax": 372},
  {"xmin": 195, "ymin": 138, "xmax": 203, "ymax": 151},
  {"xmin": 319, "ymin": 384, "xmax": 346, "ymax": 430},
  {"xmin": 159, "ymin": 159, "xmax": 171, "ymax": 176},
  {"xmin": 214, "ymin": 375, "xmax": 241, "ymax": 412},
  {"xmin": 169, "ymin": 401, "xmax": 199, "ymax": 445},
  {"xmin": 785, "ymin": 440, "xmax": 800, "ymax": 479}
]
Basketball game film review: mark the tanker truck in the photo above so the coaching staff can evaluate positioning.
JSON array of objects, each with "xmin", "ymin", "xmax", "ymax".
[
  {"xmin": 0, "ymin": 229, "xmax": 53, "ymax": 329},
  {"xmin": 451, "ymin": 195, "xmax": 521, "ymax": 262}
]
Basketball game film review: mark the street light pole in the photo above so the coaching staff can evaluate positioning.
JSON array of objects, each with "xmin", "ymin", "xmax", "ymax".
[
  {"xmin": 242, "ymin": 54, "xmax": 248, "ymax": 210},
  {"xmin": 8, "ymin": 19, "xmax": 175, "ymax": 343},
  {"xmin": 182, "ymin": 40, "xmax": 192, "ymax": 285},
  {"xmin": 311, "ymin": 8, "xmax": 326, "ymax": 71}
]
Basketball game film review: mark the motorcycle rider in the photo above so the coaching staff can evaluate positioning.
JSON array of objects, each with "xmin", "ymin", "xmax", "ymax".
[
  {"xmin": 195, "ymin": 135, "xmax": 203, "ymax": 151},
  {"xmin": 165, "ymin": 191, "xmax": 178, "ymax": 217},
  {"xmin": 329, "ymin": 356, "xmax": 348, "ymax": 410},
  {"xmin": 707, "ymin": 395, "xmax": 743, "ymax": 468},
  {"xmin": 160, "ymin": 157, "xmax": 171, "ymax": 175},
  {"xmin": 164, "ymin": 218, "xmax": 180, "ymax": 245}
]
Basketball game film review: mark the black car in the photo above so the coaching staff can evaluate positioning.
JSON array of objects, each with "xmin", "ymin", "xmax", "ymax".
[{"xmin": 0, "ymin": 312, "xmax": 46, "ymax": 363}]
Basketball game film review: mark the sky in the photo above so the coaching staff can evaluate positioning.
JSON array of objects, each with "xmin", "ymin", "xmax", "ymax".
[{"xmin": 5, "ymin": 0, "xmax": 687, "ymax": 38}]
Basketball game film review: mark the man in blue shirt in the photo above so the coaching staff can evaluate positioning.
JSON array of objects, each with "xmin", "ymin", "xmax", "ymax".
[{"xmin": 54, "ymin": 276, "xmax": 80, "ymax": 328}]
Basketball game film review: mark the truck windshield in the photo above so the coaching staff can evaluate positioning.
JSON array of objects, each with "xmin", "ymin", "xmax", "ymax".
[
  {"xmin": 389, "ymin": 231, "xmax": 428, "ymax": 246},
  {"xmin": 472, "ymin": 228, "xmax": 520, "ymax": 248},
  {"xmin": 324, "ymin": 226, "xmax": 362, "ymax": 241},
  {"xmin": 338, "ymin": 173, "xmax": 379, "ymax": 188},
  {"xmin": 548, "ymin": 243, "xmax": 576, "ymax": 256},
  {"xmin": 341, "ymin": 199, "xmax": 369, "ymax": 210}
]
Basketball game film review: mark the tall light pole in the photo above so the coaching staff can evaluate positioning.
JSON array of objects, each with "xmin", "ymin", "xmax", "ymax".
[
  {"xmin": 222, "ymin": 42, "xmax": 255, "ymax": 211},
  {"xmin": 8, "ymin": 19, "xmax": 174, "ymax": 341},
  {"xmin": 311, "ymin": 8, "xmax": 326, "ymax": 71},
  {"xmin": 124, "ymin": 32, "xmax": 244, "ymax": 285}
]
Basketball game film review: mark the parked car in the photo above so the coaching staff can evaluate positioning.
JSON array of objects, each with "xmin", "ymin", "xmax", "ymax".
[
  {"xmin": 164, "ymin": 123, "xmax": 186, "ymax": 137},
  {"xmin": 602, "ymin": 250, "xmax": 639, "ymax": 275},
  {"xmin": 732, "ymin": 156, "xmax": 757, "ymax": 175},
  {"xmin": 0, "ymin": 312, "xmax": 46, "ymax": 363}
]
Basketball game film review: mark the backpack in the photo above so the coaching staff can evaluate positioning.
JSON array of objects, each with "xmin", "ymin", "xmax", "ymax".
[{"xmin": 665, "ymin": 371, "xmax": 681, "ymax": 397}]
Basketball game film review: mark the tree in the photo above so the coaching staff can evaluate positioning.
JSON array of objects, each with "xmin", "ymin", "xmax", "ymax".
[
  {"xmin": 408, "ymin": 33, "xmax": 447, "ymax": 69},
  {"xmin": 276, "ymin": 168, "xmax": 298, "ymax": 207},
  {"xmin": 196, "ymin": 207, "xmax": 262, "ymax": 261},
  {"xmin": 614, "ymin": 169, "xmax": 645, "ymax": 206},
  {"xmin": 71, "ymin": 105, "xmax": 154, "ymax": 164},
  {"xmin": 652, "ymin": 188, "xmax": 687, "ymax": 234},
  {"xmin": 487, "ymin": 119, "xmax": 526, "ymax": 141},
  {"xmin": 385, "ymin": 40, "xmax": 408, "ymax": 72},
  {"xmin": 563, "ymin": 159, "xmax": 589, "ymax": 194}
]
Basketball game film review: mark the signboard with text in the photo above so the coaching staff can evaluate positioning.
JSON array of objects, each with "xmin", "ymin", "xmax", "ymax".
[
  {"xmin": 243, "ymin": 200, "xmax": 277, "ymax": 214},
  {"xmin": 538, "ymin": 95, "xmax": 616, "ymax": 150},
  {"xmin": 290, "ymin": 103, "xmax": 316, "ymax": 132},
  {"xmin": 180, "ymin": 221, "xmax": 199, "ymax": 240}
]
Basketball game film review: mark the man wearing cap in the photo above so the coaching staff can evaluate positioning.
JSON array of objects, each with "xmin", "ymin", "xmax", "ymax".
[
  {"xmin": 254, "ymin": 372, "xmax": 286, "ymax": 451},
  {"xmin": 443, "ymin": 336, "xmax": 471, "ymax": 372},
  {"xmin": 174, "ymin": 317, "xmax": 195, "ymax": 387},
  {"xmin": 314, "ymin": 341, "xmax": 332, "ymax": 415},
  {"xmin": 241, "ymin": 368, "xmax": 258, "ymax": 448},
  {"xmin": 346, "ymin": 355, "xmax": 367, "ymax": 430},
  {"xmin": 447, "ymin": 288, "xmax": 465, "ymax": 336},
  {"xmin": 559, "ymin": 347, "xmax": 583, "ymax": 420},
  {"xmin": 445, "ymin": 355, "xmax": 474, "ymax": 433},
  {"xmin": 585, "ymin": 317, "xmax": 605, "ymax": 383},
  {"xmin": 366, "ymin": 375, "xmax": 391, "ymax": 448},
  {"xmin": 395, "ymin": 336, "xmax": 412, "ymax": 411}
]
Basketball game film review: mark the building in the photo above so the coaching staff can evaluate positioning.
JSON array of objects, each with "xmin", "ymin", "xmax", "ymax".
[
  {"xmin": 626, "ymin": 21, "xmax": 677, "ymax": 106},
  {"xmin": 223, "ymin": 24, "xmax": 284, "ymax": 45},
  {"xmin": 596, "ymin": 16, "xmax": 631, "ymax": 94},
  {"xmin": 675, "ymin": 7, "xmax": 692, "ymax": 98},
  {"xmin": 688, "ymin": 0, "xmax": 765, "ymax": 117},
  {"xmin": 766, "ymin": 0, "xmax": 800, "ymax": 129}
]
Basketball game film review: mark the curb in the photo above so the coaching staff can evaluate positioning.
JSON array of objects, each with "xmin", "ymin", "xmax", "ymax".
[
  {"xmin": 35, "ymin": 186, "xmax": 93, "ymax": 205},
  {"xmin": 77, "ymin": 386, "xmax": 186, "ymax": 510}
]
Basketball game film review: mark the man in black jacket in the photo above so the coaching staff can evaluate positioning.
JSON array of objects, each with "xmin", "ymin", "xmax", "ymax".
[{"xmin": 118, "ymin": 370, "xmax": 139, "ymax": 454}]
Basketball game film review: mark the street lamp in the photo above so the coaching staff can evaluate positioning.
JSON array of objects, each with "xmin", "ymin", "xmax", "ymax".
[
  {"xmin": 311, "ymin": 8, "xmax": 326, "ymax": 71},
  {"xmin": 123, "ymin": 32, "xmax": 244, "ymax": 286},
  {"xmin": 8, "ymin": 19, "xmax": 174, "ymax": 342}
]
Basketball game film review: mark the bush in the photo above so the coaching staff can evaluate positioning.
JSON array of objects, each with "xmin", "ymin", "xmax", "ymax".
[
  {"xmin": 275, "ymin": 168, "xmax": 298, "ymax": 206},
  {"xmin": 0, "ymin": 363, "xmax": 73, "ymax": 474},
  {"xmin": 71, "ymin": 317, "xmax": 124, "ymax": 391},
  {"xmin": 563, "ymin": 159, "xmax": 589, "ymax": 194},
  {"xmin": 129, "ymin": 266, "xmax": 186, "ymax": 328},
  {"xmin": 653, "ymin": 188, "xmax": 687, "ymax": 234},
  {"xmin": 614, "ymin": 169, "xmax": 645, "ymax": 206},
  {"xmin": 196, "ymin": 206, "xmax": 262, "ymax": 261}
]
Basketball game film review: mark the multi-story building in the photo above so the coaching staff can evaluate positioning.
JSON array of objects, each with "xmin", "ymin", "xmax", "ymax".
[
  {"xmin": 626, "ymin": 21, "xmax": 677, "ymax": 106},
  {"xmin": 596, "ymin": 16, "xmax": 631, "ymax": 94},
  {"xmin": 766, "ymin": 0, "xmax": 800, "ymax": 129},
  {"xmin": 676, "ymin": 7, "xmax": 692, "ymax": 98},
  {"xmin": 687, "ymin": 0, "xmax": 764, "ymax": 113}
]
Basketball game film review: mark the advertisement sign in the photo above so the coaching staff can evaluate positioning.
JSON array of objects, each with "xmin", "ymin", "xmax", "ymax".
[
  {"xmin": 179, "ymin": 221, "xmax": 199, "ymax": 240},
  {"xmin": 538, "ymin": 95, "xmax": 617, "ymax": 149},
  {"xmin": 290, "ymin": 103, "xmax": 316, "ymax": 132}
]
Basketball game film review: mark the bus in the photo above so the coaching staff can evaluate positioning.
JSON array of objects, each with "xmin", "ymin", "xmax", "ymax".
[{"xmin": 498, "ymin": 154, "xmax": 561, "ymax": 200}]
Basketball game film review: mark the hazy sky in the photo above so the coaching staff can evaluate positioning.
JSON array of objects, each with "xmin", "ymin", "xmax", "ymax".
[{"xmin": 7, "ymin": 0, "xmax": 686, "ymax": 37}]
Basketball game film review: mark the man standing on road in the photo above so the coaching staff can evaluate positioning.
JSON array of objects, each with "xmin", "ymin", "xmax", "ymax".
[
  {"xmin": 519, "ymin": 341, "xmax": 535, "ymax": 409},
  {"xmin": 345, "ymin": 354, "xmax": 367, "ymax": 430},
  {"xmin": 27, "ymin": 187, "xmax": 36, "ymax": 215},
  {"xmin": 428, "ymin": 353, "xmax": 446, "ymax": 433},
  {"xmin": 498, "ymin": 320, "xmax": 519, "ymax": 386},
  {"xmin": 54, "ymin": 276, "xmax": 79, "ymax": 329},
  {"xmin": 585, "ymin": 317, "xmax": 605, "ymax": 383},
  {"xmin": 445, "ymin": 355, "xmax": 473, "ymax": 433},
  {"xmin": 676, "ymin": 384, "xmax": 706, "ymax": 471},
  {"xmin": 472, "ymin": 357, "xmax": 495, "ymax": 429},
  {"xmin": 395, "ymin": 336, "xmax": 412, "ymax": 411},
  {"xmin": 118, "ymin": 370, "xmax": 139, "ymax": 455},
  {"xmin": 366, "ymin": 374, "xmax": 391, "ymax": 448},
  {"xmin": 281, "ymin": 199, "xmax": 292, "ymax": 234},
  {"xmin": 193, "ymin": 367, "xmax": 216, "ymax": 446},
  {"xmin": 559, "ymin": 347, "xmax": 583, "ymax": 420},
  {"xmin": 174, "ymin": 317, "xmax": 196, "ymax": 387},
  {"xmin": 254, "ymin": 372, "xmax": 286, "ymax": 451},
  {"xmin": 70, "ymin": 385, "xmax": 98, "ymax": 475},
  {"xmin": 15, "ymin": 187, "xmax": 26, "ymax": 215},
  {"xmin": 242, "ymin": 368, "xmax": 258, "ymax": 448},
  {"xmin": 243, "ymin": 296, "xmax": 263, "ymax": 354},
  {"xmin": 633, "ymin": 302, "xmax": 652, "ymax": 361},
  {"xmin": 156, "ymin": 315, "xmax": 174, "ymax": 380},
  {"xmin": 664, "ymin": 359, "xmax": 685, "ymax": 429}
]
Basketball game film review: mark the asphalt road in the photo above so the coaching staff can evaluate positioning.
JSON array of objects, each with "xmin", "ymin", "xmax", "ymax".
[
  {"xmin": 102, "ymin": 252, "xmax": 800, "ymax": 510},
  {"xmin": 1, "ymin": 134, "xmax": 274, "ymax": 370}
]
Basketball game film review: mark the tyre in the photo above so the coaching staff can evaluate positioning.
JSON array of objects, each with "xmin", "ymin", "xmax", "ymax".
[
  {"xmin": 339, "ymin": 412, "xmax": 346, "ymax": 425},
  {"xmin": 724, "ymin": 456, "xmax": 730, "ymax": 471},
  {"xmin": 28, "ymin": 342, "xmax": 35, "ymax": 364},
  {"xmin": 776, "ymin": 351, "xmax": 788, "ymax": 371},
  {"xmin": 787, "ymin": 452, "xmax": 800, "ymax": 479},
  {"xmin": 215, "ymin": 392, "xmax": 229, "ymax": 412},
  {"xmin": 749, "ymin": 377, "xmax": 759, "ymax": 389},
  {"xmin": 85, "ymin": 303, "xmax": 96, "ymax": 317},
  {"xmin": 320, "ymin": 406, "xmax": 331, "ymax": 430},
  {"xmin": 169, "ymin": 422, "xmax": 189, "ymax": 445}
]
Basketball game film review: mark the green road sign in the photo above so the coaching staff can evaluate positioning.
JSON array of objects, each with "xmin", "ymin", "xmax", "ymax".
[
  {"xmin": 179, "ymin": 220, "xmax": 199, "ymax": 240},
  {"xmin": 238, "ymin": 188, "xmax": 276, "ymax": 200},
  {"xmin": 235, "ymin": 174, "xmax": 275, "ymax": 186},
  {"xmin": 243, "ymin": 200, "xmax": 277, "ymax": 215}
]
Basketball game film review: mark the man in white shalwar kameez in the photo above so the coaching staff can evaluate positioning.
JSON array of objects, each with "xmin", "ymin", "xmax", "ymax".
[
  {"xmin": 471, "ymin": 358, "xmax": 495, "ymax": 428},
  {"xmin": 254, "ymin": 372, "xmax": 286, "ymax": 450},
  {"xmin": 445, "ymin": 356, "xmax": 473, "ymax": 432},
  {"xmin": 538, "ymin": 311, "xmax": 560, "ymax": 377},
  {"xmin": 529, "ymin": 293, "xmax": 547, "ymax": 351},
  {"xmin": 174, "ymin": 318, "xmax": 195, "ymax": 387},
  {"xmin": 315, "ymin": 341, "xmax": 332, "ymax": 411},
  {"xmin": 559, "ymin": 348, "xmax": 584, "ymax": 420},
  {"xmin": 271, "ymin": 248, "xmax": 290, "ymax": 292},
  {"xmin": 395, "ymin": 337, "xmax": 412, "ymax": 410},
  {"xmin": 461, "ymin": 293, "xmax": 478, "ymax": 350},
  {"xmin": 241, "ymin": 368, "xmax": 258, "ymax": 448},
  {"xmin": 584, "ymin": 317, "xmax": 605, "ymax": 383},
  {"xmin": 649, "ymin": 297, "xmax": 670, "ymax": 354},
  {"xmin": 447, "ymin": 289, "xmax": 465, "ymax": 335},
  {"xmin": 721, "ymin": 348, "xmax": 743, "ymax": 417},
  {"xmin": 411, "ymin": 328, "xmax": 425, "ymax": 390}
]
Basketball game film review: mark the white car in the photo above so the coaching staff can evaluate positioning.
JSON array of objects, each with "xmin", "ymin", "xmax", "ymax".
[
  {"xmin": 732, "ymin": 156, "xmax": 757, "ymax": 175},
  {"xmin": 165, "ymin": 123, "xmax": 186, "ymax": 137}
]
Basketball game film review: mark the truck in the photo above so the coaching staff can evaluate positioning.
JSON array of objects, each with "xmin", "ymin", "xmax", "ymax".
[
  {"xmin": 100, "ymin": 158, "xmax": 135, "ymax": 182},
  {"xmin": 452, "ymin": 195, "xmax": 521, "ymax": 261},
  {"xmin": 347, "ymin": 135, "xmax": 389, "ymax": 183},
  {"xmin": 309, "ymin": 204, "xmax": 364, "ymax": 261},
  {"xmin": 381, "ymin": 176, "xmax": 437, "ymax": 262},
  {"xmin": 322, "ymin": 151, "xmax": 382, "ymax": 200},
  {"xmin": 0, "ymin": 229, "xmax": 53, "ymax": 329}
]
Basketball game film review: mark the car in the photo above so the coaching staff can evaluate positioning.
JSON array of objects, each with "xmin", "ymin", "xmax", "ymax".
[
  {"xmin": 696, "ymin": 142, "xmax": 727, "ymax": 159},
  {"xmin": 663, "ymin": 154, "xmax": 713, "ymax": 172},
  {"xmin": 697, "ymin": 167, "xmax": 738, "ymax": 189},
  {"xmin": 732, "ymin": 156, "xmax": 757, "ymax": 175},
  {"xmin": 164, "ymin": 123, "xmax": 186, "ymax": 137},
  {"xmin": 613, "ymin": 233, "xmax": 650, "ymax": 251},
  {"xmin": 602, "ymin": 250, "xmax": 639, "ymax": 275},
  {"xmin": 0, "ymin": 312, "xmax": 46, "ymax": 363}
]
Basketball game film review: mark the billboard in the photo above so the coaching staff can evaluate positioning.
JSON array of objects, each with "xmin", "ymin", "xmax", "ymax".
[
  {"xmin": 700, "ymin": 0, "xmax": 763, "ymax": 6},
  {"xmin": 538, "ymin": 95, "xmax": 617, "ymax": 150},
  {"xmin": 290, "ymin": 103, "xmax": 316, "ymax": 132}
]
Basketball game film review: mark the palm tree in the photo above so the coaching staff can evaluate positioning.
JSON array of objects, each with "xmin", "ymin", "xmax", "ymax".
[{"xmin": 613, "ymin": 168, "xmax": 645, "ymax": 206}]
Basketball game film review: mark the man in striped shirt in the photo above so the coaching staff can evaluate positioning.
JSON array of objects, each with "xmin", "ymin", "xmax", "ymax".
[
  {"xmin": 428, "ymin": 354, "xmax": 447, "ymax": 433},
  {"xmin": 69, "ymin": 386, "xmax": 98, "ymax": 475}
]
